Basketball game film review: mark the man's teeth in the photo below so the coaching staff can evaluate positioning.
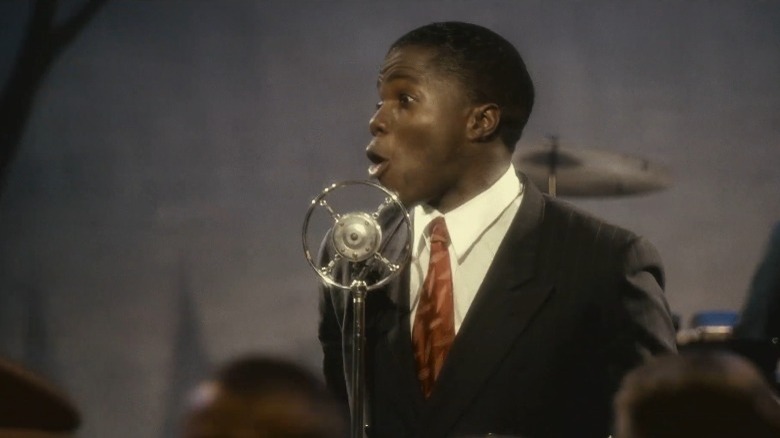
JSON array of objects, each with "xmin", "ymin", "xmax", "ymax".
[{"xmin": 368, "ymin": 163, "xmax": 382, "ymax": 176}]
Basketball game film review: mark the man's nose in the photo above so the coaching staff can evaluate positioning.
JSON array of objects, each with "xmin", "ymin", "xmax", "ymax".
[{"xmin": 369, "ymin": 107, "xmax": 387, "ymax": 137}]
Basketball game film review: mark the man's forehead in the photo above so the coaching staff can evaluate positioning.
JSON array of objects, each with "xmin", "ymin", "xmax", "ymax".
[
  {"xmin": 376, "ymin": 70, "xmax": 421, "ymax": 89},
  {"xmin": 377, "ymin": 46, "xmax": 439, "ymax": 86}
]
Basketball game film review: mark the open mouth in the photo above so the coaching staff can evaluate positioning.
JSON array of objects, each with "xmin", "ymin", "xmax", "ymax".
[
  {"xmin": 366, "ymin": 147, "xmax": 388, "ymax": 180},
  {"xmin": 368, "ymin": 161, "xmax": 388, "ymax": 179}
]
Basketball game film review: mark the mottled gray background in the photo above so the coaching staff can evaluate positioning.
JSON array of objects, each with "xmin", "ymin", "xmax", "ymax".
[{"xmin": 0, "ymin": 1, "xmax": 778, "ymax": 437}]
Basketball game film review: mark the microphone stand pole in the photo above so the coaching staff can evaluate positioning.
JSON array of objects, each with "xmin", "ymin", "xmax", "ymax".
[
  {"xmin": 350, "ymin": 280, "xmax": 368, "ymax": 438},
  {"xmin": 547, "ymin": 136, "xmax": 559, "ymax": 198}
]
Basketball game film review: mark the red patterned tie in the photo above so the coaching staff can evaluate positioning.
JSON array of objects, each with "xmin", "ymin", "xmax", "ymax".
[{"xmin": 412, "ymin": 216, "xmax": 455, "ymax": 398}]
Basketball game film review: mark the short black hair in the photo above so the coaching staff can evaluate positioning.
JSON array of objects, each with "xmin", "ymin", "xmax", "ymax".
[
  {"xmin": 184, "ymin": 356, "xmax": 347, "ymax": 438},
  {"xmin": 389, "ymin": 21, "xmax": 534, "ymax": 150},
  {"xmin": 615, "ymin": 351, "xmax": 780, "ymax": 438},
  {"xmin": 217, "ymin": 356, "xmax": 326, "ymax": 397}
]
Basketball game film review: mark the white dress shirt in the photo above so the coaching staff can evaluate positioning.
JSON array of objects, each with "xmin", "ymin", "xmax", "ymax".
[{"xmin": 409, "ymin": 164, "xmax": 525, "ymax": 334}]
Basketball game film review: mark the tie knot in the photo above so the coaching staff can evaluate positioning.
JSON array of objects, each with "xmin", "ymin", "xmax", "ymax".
[{"xmin": 428, "ymin": 217, "xmax": 450, "ymax": 245}]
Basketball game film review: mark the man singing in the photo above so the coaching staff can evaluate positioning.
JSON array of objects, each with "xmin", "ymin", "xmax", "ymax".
[{"xmin": 318, "ymin": 21, "xmax": 677, "ymax": 438}]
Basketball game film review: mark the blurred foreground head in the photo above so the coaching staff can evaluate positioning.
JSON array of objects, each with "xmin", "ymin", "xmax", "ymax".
[
  {"xmin": 182, "ymin": 355, "xmax": 346, "ymax": 438},
  {"xmin": 614, "ymin": 351, "xmax": 780, "ymax": 438},
  {"xmin": 0, "ymin": 357, "xmax": 80, "ymax": 438}
]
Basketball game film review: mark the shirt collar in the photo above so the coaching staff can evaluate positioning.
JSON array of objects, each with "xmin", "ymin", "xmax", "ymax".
[{"xmin": 412, "ymin": 164, "xmax": 523, "ymax": 261}]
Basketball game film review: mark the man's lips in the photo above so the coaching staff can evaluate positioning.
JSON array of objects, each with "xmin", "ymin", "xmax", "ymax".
[{"xmin": 368, "ymin": 161, "xmax": 388, "ymax": 179}]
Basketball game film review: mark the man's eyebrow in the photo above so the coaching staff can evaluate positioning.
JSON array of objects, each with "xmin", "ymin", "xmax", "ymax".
[{"xmin": 376, "ymin": 70, "xmax": 420, "ymax": 89}]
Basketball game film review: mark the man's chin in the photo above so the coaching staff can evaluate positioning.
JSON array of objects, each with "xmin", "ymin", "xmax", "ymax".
[
  {"xmin": 374, "ymin": 179, "xmax": 399, "ymax": 198},
  {"xmin": 372, "ymin": 180, "xmax": 422, "ymax": 210}
]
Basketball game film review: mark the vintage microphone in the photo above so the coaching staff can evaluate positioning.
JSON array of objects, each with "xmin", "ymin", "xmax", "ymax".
[{"xmin": 302, "ymin": 180, "xmax": 412, "ymax": 438}]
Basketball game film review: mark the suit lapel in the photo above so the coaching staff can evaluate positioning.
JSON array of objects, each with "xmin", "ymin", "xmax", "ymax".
[
  {"xmin": 384, "ymin": 266, "xmax": 427, "ymax": 407},
  {"xmin": 372, "ymin": 207, "xmax": 426, "ymax": 420},
  {"xmin": 421, "ymin": 177, "xmax": 555, "ymax": 436}
]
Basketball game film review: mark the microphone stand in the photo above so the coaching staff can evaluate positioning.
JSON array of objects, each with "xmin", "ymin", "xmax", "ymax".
[
  {"xmin": 346, "ymin": 212, "xmax": 407, "ymax": 438},
  {"xmin": 349, "ymin": 279, "xmax": 368, "ymax": 438},
  {"xmin": 301, "ymin": 180, "xmax": 412, "ymax": 438},
  {"xmin": 546, "ymin": 135, "xmax": 559, "ymax": 197}
]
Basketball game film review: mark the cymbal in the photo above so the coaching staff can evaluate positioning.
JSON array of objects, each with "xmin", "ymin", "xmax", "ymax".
[
  {"xmin": 513, "ymin": 143, "xmax": 672, "ymax": 197},
  {"xmin": 0, "ymin": 357, "xmax": 80, "ymax": 432}
]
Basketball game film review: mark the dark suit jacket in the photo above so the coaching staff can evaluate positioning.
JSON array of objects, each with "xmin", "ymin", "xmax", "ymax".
[{"xmin": 318, "ymin": 177, "xmax": 677, "ymax": 438}]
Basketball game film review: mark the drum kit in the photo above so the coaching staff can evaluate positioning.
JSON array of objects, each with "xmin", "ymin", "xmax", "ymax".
[{"xmin": 512, "ymin": 136, "xmax": 671, "ymax": 198}]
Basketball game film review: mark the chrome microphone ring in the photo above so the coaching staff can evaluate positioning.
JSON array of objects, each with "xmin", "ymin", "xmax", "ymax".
[{"xmin": 302, "ymin": 180, "xmax": 412, "ymax": 291}]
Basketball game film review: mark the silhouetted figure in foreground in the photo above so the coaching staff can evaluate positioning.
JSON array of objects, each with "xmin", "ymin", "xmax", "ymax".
[
  {"xmin": 181, "ymin": 355, "xmax": 346, "ymax": 438},
  {"xmin": 614, "ymin": 351, "xmax": 780, "ymax": 438},
  {"xmin": 0, "ymin": 356, "xmax": 80, "ymax": 437}
]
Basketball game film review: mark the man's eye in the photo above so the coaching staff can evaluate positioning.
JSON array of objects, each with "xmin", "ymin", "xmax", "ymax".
[{"xmin": 399, "ymin": 94, "xmax": 415, "ymax": 105}]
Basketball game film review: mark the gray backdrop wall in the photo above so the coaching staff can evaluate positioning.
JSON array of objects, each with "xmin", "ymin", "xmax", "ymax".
[{"xmin": 1, "ymin": 1, "xmax": 778, "ymax": 437}]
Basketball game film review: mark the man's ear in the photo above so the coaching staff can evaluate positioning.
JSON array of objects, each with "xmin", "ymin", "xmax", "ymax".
[{"xmin": 466, "ymin": 103, "xmax": 501, "ymax": 142}]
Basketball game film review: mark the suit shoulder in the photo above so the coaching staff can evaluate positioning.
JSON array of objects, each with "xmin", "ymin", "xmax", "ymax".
[
  {"xmin": 542, "ymin": 196, "xmax": 640, "ymax": 249},
  {"xmin": 536, "ymin": 197, "xmax": 665, "ymax": 293}
]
